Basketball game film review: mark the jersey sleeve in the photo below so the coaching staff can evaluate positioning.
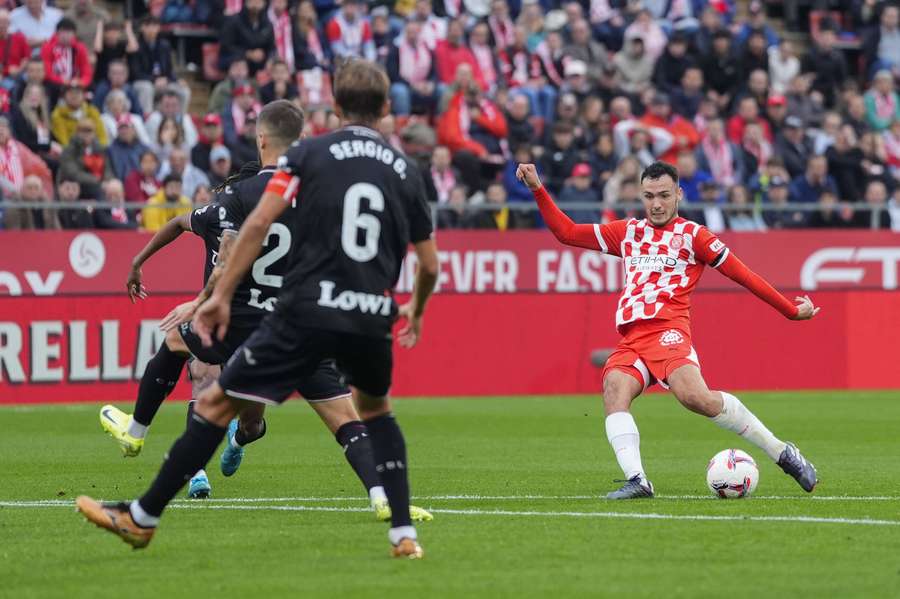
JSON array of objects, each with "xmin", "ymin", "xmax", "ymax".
[
  {"xmin": 692, "ymin": 225, "xmax": 729, "ymax": 268},
  {"xmin": 215, "ymin": 185, "xmax": 245, "ymax": 227},
  {"xmin": 189, "ymin": 204, "xmax": 215, "ymax": 238},
  {"xmin": 267, "ymin": 142, "xmax": 305, "ymax": 202},
  {"xmin": 594, "ymin": 220, "xmax": 627, "ymax": 257},
  {"xmin": 405, "ymin": 165, "xmax": 434, "ymax": 243},
  {"xmin": 533, "ymin": 186, "xmax": 624, "ymax": 255}
]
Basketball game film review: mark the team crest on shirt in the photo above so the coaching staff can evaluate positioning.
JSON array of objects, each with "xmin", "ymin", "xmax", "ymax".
[
  {"xmin": 659, "ymin": 329, "xmax": 684, "ymax": 346},
  {"xmin": 670, "ymin": 234, "xmax": 684, "ymax": 250}
]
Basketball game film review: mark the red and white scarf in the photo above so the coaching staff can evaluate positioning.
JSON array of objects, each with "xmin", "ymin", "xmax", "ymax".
[
  {"xmin": 488, "ymin": 15, "xmax": 515, "ymax": 50},
  {"xmin": 269, "ymin": 6, "xmax": 295, "ymax": 72},
  {"xmin": 742, "ymin": 137, "xmax": 771, "ymax": 170},
  {"xmin": 232, "ymin": 102, "xmax": 262, "ymax": 136},
  {"xmin": 534, "ymin": 41, "xmax": 563, "ymax": 87},
  {"xmin": 334, "ymin": 14, "xmax": 366, "ymax": 55},
  {"xmin": 702, "ymin": 136, "xmax": 734, "ymax": 186},
  {"xmin": 306, "ymin": 28, "xmax": 324, "ymax": 63},
  {"xmin": 874, "ymin": 92, "xmax": 897, "ymax": 121},
  {"xmin": 506, "ymin": 48, "xmax": 530, "ymax": 87},
  {"xmin": 472, "ymin": 44, "xmax": 497, "ymax": 90},
  {"xmin": 399, "ymin": 39, "xmax": 431, "ymax": 84},
  {"xmin": 50, "ymin": 44, "xmax": 73, "ymax": 82},
  {"xmin": 0, "ymin": 139, "xmax": 24, "ymax": 193},
  {"xmin": 431, "ymin": 166, "xmax": 456, "ymax": 203}
]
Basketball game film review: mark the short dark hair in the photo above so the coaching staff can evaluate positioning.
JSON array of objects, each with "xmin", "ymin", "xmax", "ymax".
[
  {"xmin": 257, "ymin": 100, "xmax": 305, "ymax": 150},
  {"xmin": 333, "ymin": 59, "xmax": 390, "ymax": 123},
  {"xmin": 640, "ymin": 161, "xmax": 679, "ymax": 184},
  {"xmin": 163, "ymin": 174, "xmax": 182, "ymax": 186},
  {"xmin": 57, "ymin": 17, "xmax": 76, "ymax": 32},
  {"xmin": 140, "ymin": 15, "xmax": 161, "ymax": 27},
  {"xmin": 58, "ymin": 176, "xmax": 80, "ymax": 186}
]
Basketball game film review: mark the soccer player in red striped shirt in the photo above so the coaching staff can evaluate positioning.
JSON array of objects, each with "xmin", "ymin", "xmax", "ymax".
[{"xmin": 518, "ymin": 161, "xmax": 819, "ymax": 499}]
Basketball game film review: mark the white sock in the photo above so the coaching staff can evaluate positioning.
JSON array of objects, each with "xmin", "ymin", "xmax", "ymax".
[
  {"xmin": 388, "ymin": 525, "xmax": 417, "ymax": 545},
  {"xmin": 369, "ymin": 485, "xmax": 387, "ymax": 504},
  {"xmin": 230, "ymin": 434, "xmax": 243, "ymax": 449},
  {"xmin": 712, "ymin": 392, "xmax": 787, "ymax": 461},
  {"xmin": 605, "ymin": 411, "xmax": 646, "ymax": 480},
  {"xmin": 127, "ymin": 419, "xmax": 148, "ymax": 439},
  {"xmin": 129, "ymin": 500, "xmax": 159, "ymax": 528}
]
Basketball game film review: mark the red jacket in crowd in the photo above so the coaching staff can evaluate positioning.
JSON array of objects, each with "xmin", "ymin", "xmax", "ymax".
[
  {"xmin": 0, "ymin": 31, "xmax": 29, "ymax": 77},
  {"xmin": 40, "ymin": 34, "xmax": 93, "ymax": 88},
  {"xmin": 639, "ymin": 113, "xmax": 701, "ymax": 164},
  {"xmin": 726, "ymin": 115, "xmax": 773, "ymax": 145},
  {"xmin": 437, "ymin": 90, "xmax": 508, "ymax": 157},
  {"xmin": 435, "ymin": 40, "xmax": 486, "ymax": 89}
]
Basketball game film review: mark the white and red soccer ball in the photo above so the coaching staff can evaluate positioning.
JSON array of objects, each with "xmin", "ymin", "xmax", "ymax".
[{"xmin": 706, "ymin": 449, "xmax": 759, "ymax": 499}]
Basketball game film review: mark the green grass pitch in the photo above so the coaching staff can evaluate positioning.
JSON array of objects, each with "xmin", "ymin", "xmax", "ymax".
[{"xmin": 2, "ymin": 391, "xmax": 899, "ymax": 598}]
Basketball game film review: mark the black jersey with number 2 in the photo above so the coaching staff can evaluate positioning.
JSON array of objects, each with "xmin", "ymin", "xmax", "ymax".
[
  {"xmin": 189, "ymin": 167, "xmax": 293, "ymax": 328},
  {"xmin": 274, "ymin": 126, "xmax": 433, "ymax": 338}
]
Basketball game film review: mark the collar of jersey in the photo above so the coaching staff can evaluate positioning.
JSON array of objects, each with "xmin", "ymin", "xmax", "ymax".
[
  {"xmin": 639, "ymin": 216, "xmax": 685, "ymax": 231},
  {"xmin": 342, "ymin": 125, "xmax": 382, "ymax": 139}
]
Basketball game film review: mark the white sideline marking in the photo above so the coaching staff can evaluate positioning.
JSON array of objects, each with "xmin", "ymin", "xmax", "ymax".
[{"xmin": 3, "ymin": 501, "xmax": 899, "ymax": 527}]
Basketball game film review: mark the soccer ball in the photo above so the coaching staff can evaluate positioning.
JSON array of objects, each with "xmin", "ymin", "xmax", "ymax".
[{"xmin": 706, "ymin": 449, "xmax": 759, "ymax": 499}]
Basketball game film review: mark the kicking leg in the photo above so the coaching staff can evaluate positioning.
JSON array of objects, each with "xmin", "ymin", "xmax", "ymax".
[
  {"xmin": 602, "ymin": 369, "xmax": 653, "ymax": 499},
  {"xmin": 667, "ymin": 364, "xmax": 817, "ymax": 492},
  {"xmin": 100, "ymin": 328, "xmax": 189, "ymax": 457}
]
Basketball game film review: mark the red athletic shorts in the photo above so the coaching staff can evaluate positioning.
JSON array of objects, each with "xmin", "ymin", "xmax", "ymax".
[{"xmin": 602, "ymin": 320, "xmax": 700, "ymax": 390}]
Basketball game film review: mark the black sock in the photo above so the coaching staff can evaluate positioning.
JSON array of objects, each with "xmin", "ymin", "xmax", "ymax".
[
  {"xmin": 138, "ymin": 413, "xmax": 226, "ymax": 517},
  {"xmin": 185, "ymin": 400, "xmax": 195, "ymax": 428},
  {"xmin": 364, "ymin": 413, "xmax": 411, "ymax": 528},
  {"xmin": 335, "ymin": 421, "xmax": 381, "ymax": 493},
  {"xmin": 235, "ymin": 418, "xmax": 267, "ymax": 446},
  {"xmin": 133, "ymin": 344, "xmax": 188, "ymax": 426}
]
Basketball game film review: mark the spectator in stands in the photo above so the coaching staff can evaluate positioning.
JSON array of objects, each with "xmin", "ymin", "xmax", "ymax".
[
  {"xmin": 437, "ymin": 184, "xmax": 469, "ymax": 229},
  {"xmin": 468, "ymin": 21, "xmax": 502, "ymax": 94},
  {"xmin": 826, "ymin": 125, "xmax": 866, "ymax": 202},
  {"xmin": 785, "ymin": 73, "xmax": 823, "ymax": 129},
  {"xmin": 0, "ymin": 9, "xmax": 29, "ymax": 85},
  {"xmin": 727, "ymin": 96, "xmax": 772, "ymax": 146},
  {"xmin": 624, "ymin": 9, "xmax": 666, "ymax": 61},
  {"xmin": 726, "ymin": 184, "xmax": 766, "ymax": 231},
  {"xmin": 740, "ymin": 120, "xmax": 772, "ymax": 175},
  {"xmin": 0, "ymin": 116, "xmax": 51, "ymax": 206},
  {"xmin": 740, "ymin": 69, "xmax": 770, "ymax": 114},
  {"xmin": 58, "ymin": 117, "xmax": 109, "ymax": 199},
  {"xmin": 94, "ymin": 60, "xmax": 142, "ymax": 118},
  {"xmin": 844, "ymin": 92, "xmax": 869, "ymax": 137},
  {"xmin": 123, "ymin": 149, "xmax": 159, "ymax": 204},
  {"xmin": 41, "ymin": 18, "xmax": 93, "ymax": 91},
  {"xmin": 701, "ymin": 30, "xmax": 739, "ymax": 112},
  {"xmin": 101, "ymin": 90, "xmax": 151, "ymax": 147},
  {"xmin": 51, "ymin": 83, "xmax": 107, "ymax": 148},
  {"xmin": 613, "ymin": 36, "xmax": 654, "ymax": 96},
  {"xmin": 640, "ymin": 92, "xmax": 700, "ymax": 164},
  {"xmin": 107, "ymin": 115, "xmax": 148, "ymax": 182},
  {"xmin": 12, "ymin": 57, "xmax": 47, "ymax": 106},
  {"xmin": 676, "ymin": 151, "xmax": 712, "ymax": 203},
  {"xmin": 558, "ymin": 162, "xmax": 600, "ymax": 224},
  {"xmin": 738, "ymin": 30, "xmax": 769, "ymax": 81},
  {"xmin": 863, "ymin": 4, "xmax": 900, "ymax": 78},
  {"xmin": 671, "ymin": 67, "xmax": 704, "ymax": 120},
  {"xmin": 686, "ymin": 180, "xmax": 726, "ymax": 232},
  {"xmin": 774, "ymin": 115, "xmax": 811, "ymax": 179},
  {"xmin": 293, "ymin": 0, "xmax": 327, "ymax": 69},
  {"xmin": 192, "ymin": 114, "xmax": 222, "ymax": 174},
  {"xmin": 410, "ymin": 0, "xmax": 446, "ymax": 51},
  {"xmin": 467, "ymin": 182, "xmax": 519, "ymax": 230},
  {"xmin": 504, "ymin": 94, "xmax": 534, "ymax": 150},
  {"xmin": 145, "ymin": 89, "xmax": 198, "ymax": 151},
  {"xmin": 388, "ymin": 20, "xmax": 438, "ymax": 116},
  {"xmin": 652, "ymin": 32, "xmax": 695, "ymax": 94},
  {"xmin": 435, "ymin": 18, "xmax": 482, "ymax": 89},
  {"xmin": 539, "ymin": 121, "xmax": 582, "ymax": 195},
  {"xmin": 694, "ymin": 6, "xmax": 724, "ymax": 56},
  {"xmin": 882, "ymin": 117, "xmax": 900, "ymax": 170},
  {"xmin": 64, "ymin": 0, "xmax": 108, "ymax": 47},
  {"xmin": 94, "ymin": 178, "xmax": 138, "ymax": 229},
  {"xmin": 860, "ymin": 179, "xmax": 894, "ymax": 228},
  {"xmin": 559, "ymin": 61, "xmax": 591, "ymax": 109},
  {"xmin": 159, "ymin": 148, "xmax": 208, "ymax": 199},
  {"xmin": 3, "ymin": 174, "xmax": 59, "ymax": 230},
  {"xmin": 220, "ymin": 0, "xmax": 274, "ymax": 76},
  {"xmin": 193, "ymin": 184, "xmax": 212, "ymax": 207},
  {"xmin": 149, "ymin": 116, "xmax": 186, "ymax": 164},
  {"xmin": 487, "ymin": 0, "xmax": 514, "ymax": 51},
  {"xmin": 736, "ymin": 1, "xmax": 778, "ymax": 48},
  {"xmin": 808, "ymin": 190, "xmax": 856, "ymax": 228},
  {"xmin": 603, "ymin": 155, "xmax": 640, "ymax": 205},
  {"xmin": 267, "ymin": 0, "xmax": 295, "ymax": 71},
  {"xmin": 57, "ymin": 176, "xmax": 93, "ymax": 229},
  {"xmin": 93, "ymin": 20, "xmax": 139, "ymax": 88},
  {"xmin": 789, "ymin": 155, "xmax": 837, "ymax": 211},
  {"xmin": 208, "ymin": 59, "xmax": 249, "ymax": 116},
  {"xmin": 207, "ymin": 145, "xmax": 233, "ymax": 189},
  {"xmin": 696, "ymin": 117, "xmax": 745, "ymax": 187},
  {"xmin": 803, "ymin": 21, "xmax": 848, "ymax": 109},
  {"xmin": 223, "ymin": 84, "xmax": 261, "ymax": 147},
  {"xmin": 564, "ymin": 18, "xmax": 609, "ymax": 86},
  {"xmin": 764, "ymin": 94, "xmax": 788, "ymax": 132},
  {"xmin": 370, "ymin": 6, "xmax": 393, "ymax": 65},
  {"xmin": 11, "ymin": 83, "xmax": 58, "ymax": 170},
  {"xmin": 10, "ymin": 0, "xmax": 61, "ymax": 49},
  {"xmin": 430, "ymin": 145, "xmax": 457, "ymax": 204},
  {"xmin": 130, "ymin": 16, "xmax": 176, "ymax": 115},
  {"xmin": 812, "ymin": 111, "xmax": 842, "ymax": 155},
  {"xmin": 228, "ymin": 111, "xmax": 258, "ymax": 169},
  {"xmin": 768, "ymin": 40, "xmax": 799, "ymax": 95},
  {"xmin": 259, "ymin": 59, "xmax": 298, "ymax": 105},
  {"xmin": 864, "ymin": 70, "xmax": 900, "ymax": 132},
  {"xmin": 142, "ymin": 173, "xmax": 191, "ymax": 232},
  {"xmin": 325, "ymin": 0, "xmax": 374, "ymax": 61},
  {"xmin": 588, "ymin": 133, "xmax": 616, "ymax": 190}
]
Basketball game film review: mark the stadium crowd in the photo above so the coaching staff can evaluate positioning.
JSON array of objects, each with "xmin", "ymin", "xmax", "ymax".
[{"xmin": 0, "ymin": 0, "xmax": 899, "ymax": 231}]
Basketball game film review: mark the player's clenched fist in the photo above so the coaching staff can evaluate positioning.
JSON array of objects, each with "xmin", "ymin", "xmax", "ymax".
[{"xmin": 516, "ymin": 163, "xmax": 543, "ymax": 190}]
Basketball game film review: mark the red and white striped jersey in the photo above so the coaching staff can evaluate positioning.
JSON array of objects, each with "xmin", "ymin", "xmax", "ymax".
[{"xmin": 594, "ymin": 217, "xmax": 729, "ymax": 330}]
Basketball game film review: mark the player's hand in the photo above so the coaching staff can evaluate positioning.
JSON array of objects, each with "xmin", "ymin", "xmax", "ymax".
[
  {"xmin": 159, "ymin": 300, "xmax": 199, "ymax": 332},
  {"xmin": 791, "ymin": 295, "xmax": 820, "ymax": 320},
  {"xmin": 396, "ymin": 302, "xmax": 423, "ymax": 349},
  {"xmin": 516, "ymin": 163, "xmax": 542, "ymax": 190},
  {"xmin": 192, "ymin": 295, "xmax": 231, "ymax": 347},
  {"xmin": 126, "ymin": 268, "xmax": 147, "ymax": 303}
]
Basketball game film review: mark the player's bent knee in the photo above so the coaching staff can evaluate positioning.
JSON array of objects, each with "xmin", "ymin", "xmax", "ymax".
[
  {"xmin": 602, "ymin": 371, "xmax": 639, "ymax": 413},
  {"xmin": 195, "ymin": 383, "xmax": 237, "ymax": 426},
  {"xmin": 164, "ymin": 327, "xmax": 189, "ymax": 355},
  {"xmin": 354, "ymin": 389, "xmax": 390, "ymax": 420}
]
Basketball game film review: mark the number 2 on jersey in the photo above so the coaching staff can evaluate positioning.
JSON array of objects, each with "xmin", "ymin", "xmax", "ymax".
[
  {"xmin": 342, "ymin": 183, "xmax": 384, "ymax": 262},
  {"xmin": 248, "ymin": 223, "xmax": 291, "ymax": 311}
]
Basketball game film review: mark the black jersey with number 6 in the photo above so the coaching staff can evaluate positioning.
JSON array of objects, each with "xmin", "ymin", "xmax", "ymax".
[
  {"xmin": 273, "ymin": 126, "xmax": 433, "ymax": 338},
  {"xmin": 190, "ymin": 167, "xmax": 294, "ymax": 328}
]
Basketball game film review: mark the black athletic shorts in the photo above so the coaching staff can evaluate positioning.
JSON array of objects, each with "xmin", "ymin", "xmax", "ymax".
[
  {"xmin": 217, "ymin": 315, "xmax": 392, "ymax": 404},
  {"xmin": 180, "ymin": 319, "xmax": 350, "ymax": 402}
]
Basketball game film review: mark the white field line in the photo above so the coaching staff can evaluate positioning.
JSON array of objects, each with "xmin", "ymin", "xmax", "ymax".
[{"xmin": 3, "ymin": 500, "xmax": 899, "ymax": 527}]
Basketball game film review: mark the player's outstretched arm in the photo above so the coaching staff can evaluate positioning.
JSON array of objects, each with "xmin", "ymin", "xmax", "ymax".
[
  {"xmin": 516, "ymin": 163, "xmax": 602, "ymax": 250},
  {"xmin": 398, "ymin": 238, "xmax": 439, "ymax": 349},
  {"xmin": 127, "ymin": 213, "xmax": 192, "ymax": 303},
  {"xmin": 716, "ymin": 252, "xmax": 821, "ymax": 320},
  {"xmin": 193, "ymin": 192, "xmax": 288, "ymax": 345}
]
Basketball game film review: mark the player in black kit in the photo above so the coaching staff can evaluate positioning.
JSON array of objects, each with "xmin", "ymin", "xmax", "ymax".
[
  {"xmin": 93, "ymin": 99, "xmax": 431, "ymax": 522},
  {"xmin": 77, "ymin": 63, "xmax": 439, "ymax": 557}
]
